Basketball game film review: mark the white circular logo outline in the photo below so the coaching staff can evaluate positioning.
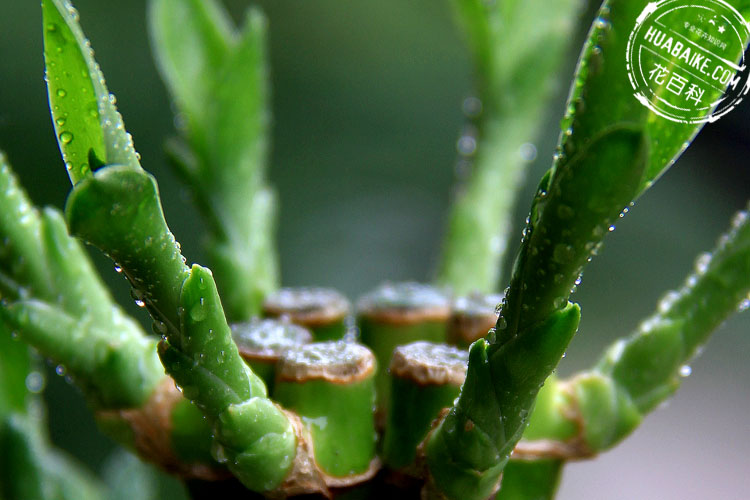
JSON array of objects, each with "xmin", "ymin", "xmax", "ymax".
[{"xmin": 626, "ymin": 0, "xmax": 750, "ymax": 124}]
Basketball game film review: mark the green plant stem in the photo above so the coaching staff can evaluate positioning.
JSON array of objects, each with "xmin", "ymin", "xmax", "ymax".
[
  {"xmin": 231, "ymin": 318, "xmax": 312, "ymax": 392},
  {"xmin": 274, "ymin": 342, "xmax": 378, "ymax": 480},
  {"xmin": 437, "ymin": 0, "xmax": 584, "ymax": 294},
  {"xmin": 447, "ymin": 293, "xmax": 501, "ymax": 348},
  {"xmin": 357, "ymin": 283, "xmax": 450, "ymax": 419},
  {"xmin": 495, "ymin": 460, "xmax": 562, "ymax": 500},
  {"xmin": 382, "ymin": 342, "xmax": 468, "ymax": 473},
  {"xmin": 65, "ymin": 165, "xmax": 188, "ymax": 334},
  {"xmin": 424, "ymin": 303, "xmax": 580, "ymax": 500},
  {"xmin": 262, "ymin": 287, "xmax": 350, "ymax": 341}
]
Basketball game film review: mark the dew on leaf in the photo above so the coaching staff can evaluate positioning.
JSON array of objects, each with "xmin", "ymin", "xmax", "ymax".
[{"xmin": 59, "ymin": 131, "xmax": 73, "ymax": 145}]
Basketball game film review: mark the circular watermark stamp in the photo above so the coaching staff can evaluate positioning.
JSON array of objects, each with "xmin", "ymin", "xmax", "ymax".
[{"xmin": 626, "ymin": 0, "xmax": 750, "ymax": 124}]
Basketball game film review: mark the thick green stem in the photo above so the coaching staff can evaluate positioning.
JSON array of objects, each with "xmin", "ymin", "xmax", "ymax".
[
  {"xmin": 495, "ymin": 460, "xmax": 562, "ymax": 500},
  {"xmin": 262, "ymin": 287, "xmax": 350, "ymax": 341},
  {"xmin": 274, "ymin": 342, "xmax": 378, "ymax": 481},
  {"xmin": 382, "ymin": 342, "xmax": 468, "ymax": 473},
  {"xmin": 232, "ymin": 318, "xmax": 312, "ymax": 392},
  {"xmin": 357, "ymin": 283, "xmax": 450, "ymax": 418},
  {"xmin": 65, "ymin": 164, "xmax": 189, "ymax": 334},
  {"xmin": 424, "ymin": 303, "xmax": 579, "ymax": 500},
  {"xmin": 447, "ymin": 293, "xmax": 501, "ymax": 348}
]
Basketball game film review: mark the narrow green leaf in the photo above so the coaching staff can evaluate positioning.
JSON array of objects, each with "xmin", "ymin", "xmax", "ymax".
[
  {"xmin": 558, "ymin": 0, "xmax": 750, "ymax": 197},
  {"xmin": 148, "ymin": 0, "xmax": 234, "ymax": 136},
  {"xmin": 149, "ymin": 0, "xmax": 277, "ymax": 320},
  {"xmin": 437, "ymin": 0, "xmax": 585, "ymax": 294},
  {"xmin": 43, "ymin": 0, "xmax": 141, "ymax": 186},
  {"xmin": 500, "ymin": 125, "xmax": 648, "ymax": 343}
]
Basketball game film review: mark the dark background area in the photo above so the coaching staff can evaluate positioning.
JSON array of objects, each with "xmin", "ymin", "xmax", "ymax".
[{"xmin": 0, "ymin": 1, "xmax": 748, "ymax": 498}]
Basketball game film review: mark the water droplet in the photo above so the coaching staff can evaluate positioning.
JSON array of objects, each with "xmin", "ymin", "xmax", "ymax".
[
  {"xmin": 658, "ymin": 291, "xmax": 680, "ymax": 313},
  {"xmin": 56, "ymin": 88, "xmax": 67, "ymax": 98},
  {"xmin": 190, "ymin": 304, "xmax": 206, "ymax": 322},
  {"xmin": 679, "ymin": 365, "xmax": 692, "ymax": 377},
  {"xmin": 134, "ymin": 299, "xmax": 145, "ymax": 308},
  {"xmin": 59, "ymin": 131, "xmax": 73, "ymax": 144},
  {"xmin": 25, "ymin": 372, "xmax": 45, "ymax": 393},
  {"xmin": 114, "ymin": 263, "xmax": 122, "ymax": 273},
  {"xmin": 55, "ymin": 117, "xmax": 66, "ymax": 127},
  {"xmin": 55, "ymin": 365, "xmax": 66, "ymax": 376},
  {"xmin": 497, "ymin": 316, "xmax": 507, "ymax": 330},
  {"xmin": 738, "ymin": 296, "xmax": 750, "ymax": 312},
  {"xmin": 608, "ymin": 225, "xmax": 616, "ymax": 232},
  {"xmin": 553, "ymin": 296, "xmax": 567, "ymax": 309},
  {"xmin": 694, "ymin": 252, "xmax": 712, "ymax": 275},
  {"xmin": 519, "ymin": 143, "xmax": 537, "ymax": 162},
  {"xmin": 462, "ymin": 96, "xmax": 482, "ymax": 118},
  {"xmin": 486, "ymin": 327, "xmax": 496, "ymax": 343},
  {"xmin": 457, "ymin": 135, "xmax": 477, "ymax": 156}
]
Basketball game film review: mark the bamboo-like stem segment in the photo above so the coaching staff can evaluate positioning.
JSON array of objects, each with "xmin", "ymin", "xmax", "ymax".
[
  {"xmin": 262, "ymin": 287, "xmax": 350, "ymax": 341},
  {"xmin": 447, "ymin": 293, "xmax": 501, "ymax": 348},
  {"xmin": 382, "ymin": 342, "xmax": 468, "ymax": 473},
  {"xmin": 274, "ymin": 342, "xmax": 379, "ymax": 482},
  {"xmin": 231, "ymin": 318, "xmax": 312, "ymax": 392},
  {"xmin": 357, "ymin": 283, "xmax": 450, "ymax": 418}
]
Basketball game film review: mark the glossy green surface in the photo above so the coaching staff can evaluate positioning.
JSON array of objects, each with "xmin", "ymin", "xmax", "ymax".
[
  {"xmin": 66, "ymin": 164, "xmax": 189, "ymax": 334},
  {"xmin": 426, "ymin": 303, "xmax": 580, "ymax": 500},
  {"xmin": 42, "ymin": 0, "xmax": 141, "ymax": 185},
  {"xmin": 0, "ymin": 157, "xmax": 162, "ymax": 410},
  {"xmin": 382, "ymin": 376, "xmax": 461, "ymax": 470},
  {"xmin": 275, "ymin": 376, "xmax": 376, "ymax": 477},
  {"xmin": 214, "ymin": 397, "xmax": 296, "ymax": 492},
  {"xmin": 558, "ymin": 0, "xmax": 750, "ymax": 199},
  {"xmin": 359, "ymin": 318, "xmax": 447, "ymax": 415},
  {"xmin": 170, "ymin": 398, "xmax": 215, "ymax": 465},
  {"xmin": 499, "ymin": 126, "xmax": 648, "ymax": 343},
  {"xmin": 496, "ymin": 460, "xmax": 561, "ymax": 500},
  {"xmin": 162, "ymin": 265, "xmax": 264, "ymax": 417}
]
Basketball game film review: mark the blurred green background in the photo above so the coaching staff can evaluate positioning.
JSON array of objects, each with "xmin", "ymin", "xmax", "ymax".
[{"xmin": 0, "ymin": 1, "xmax": 748, "ymax": 498}]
